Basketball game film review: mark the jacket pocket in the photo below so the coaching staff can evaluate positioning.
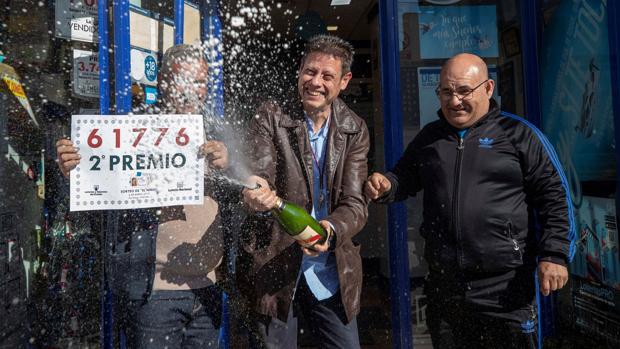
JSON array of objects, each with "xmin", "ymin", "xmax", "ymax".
[
  {"xmin": 505, "ymin": 221, "xmax": 523, "ymax": 261},
  {"xmin": 467, "ymin": 218, "xmax": 524, "ymax": 273},
  {"xmin": 493, "ymin": 219, "xmax": 524, "ymax": 270}
]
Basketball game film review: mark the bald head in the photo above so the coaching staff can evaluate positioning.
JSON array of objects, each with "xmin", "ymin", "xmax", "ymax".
[
  {"xmin": 437, "ymin": 53, "xmax": 495, "ymax": 129},
  {"xmin": 441, "ymin": 53, "xmax": 488, "ymax": 82}
]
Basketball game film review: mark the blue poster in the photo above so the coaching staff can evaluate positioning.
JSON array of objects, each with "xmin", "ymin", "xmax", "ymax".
[
  {"xmin": 398, "ymin": 1, "xmax": 420, "ymax": 51},
  {"xmin": 571, "ymin": 196, "xmax": 620, "ymax": 343},
  {"xmin": 572, "ymin": 196, "xmax": 620, "ymax": 290},
  {"xmin": 418, "ymin": 5, "xmax": 499, "ymax": 59},
  {"xmin": 144, "ymin": 55, "xmax": 157, "ymax": 82},
  {"xmin": 541, "ymin": 0, "xmax": 615, "ymax": 194},
  {"xmin": 144, "ymin": 85, "xmax": 157, "ymax": 105},
  {"xmin": 417, "ymin": 66, "xmax": 498, "ymax": 128}
]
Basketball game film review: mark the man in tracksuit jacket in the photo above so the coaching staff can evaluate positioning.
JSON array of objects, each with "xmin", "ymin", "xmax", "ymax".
[{"xmin": 365, "ymin": 53, "xmax": 575, "ymax": 348}]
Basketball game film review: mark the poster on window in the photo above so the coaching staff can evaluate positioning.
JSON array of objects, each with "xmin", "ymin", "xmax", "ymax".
[
  {"xmin": 70, "ymin": 114, "xmax": 205, "ymax": 211},
  {"xmin": 571, "ymin": 195, "xmax": 620, "ymax": 343},
  {"xmin": 572, "ymin": 196, "xmax": 620, "ymax": 288},
  {"xmin": 73, "ymin": 49, "xmax": 99, "ymax": 98},
  {"xmin": 55, "ymin": 0, "xmax": 98, "ymax": 43},
  {"xmin": 541, "ymin": 0, "xmax": 615, "ymax": 188},
  {"xmin": 573, "ymin": 276, "xmax": 620, "ymax": 344},
  {"xmin": 418, "ymin": 5, "xmax": 499, "ymax": 59},
  {"xmin": 130, "ymin": 48, "xmax": 158, "ymax": 87},
  {"xmin": 0, "ymin": 64, "xmax": 38, "ymax": 127},
  {"xmin": 417, "ymin": 65, "xmax": 498, "ymax": 128},
  {"xmin": 398, "ymin": 1, "xmax": 421, "ymax": 52}
]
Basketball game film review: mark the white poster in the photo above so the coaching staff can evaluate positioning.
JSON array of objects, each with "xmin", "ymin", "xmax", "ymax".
[
  {"xmin": 130, "ymin": 49, "xmax": 158, "ymax": 86},
  {"xmin": 73, "ymin": 49, "xmax": 99, "ymax": 98},
  {"xmin": 55, "ymin": 0, "xmax": 98, "ymax": 43},
  {"xmin": 70, "ymin": 114, "xmax": 205, "ymax": 211}
]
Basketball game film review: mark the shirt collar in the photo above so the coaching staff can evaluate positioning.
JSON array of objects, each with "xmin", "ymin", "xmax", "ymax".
[{"xmin": 305, "ymin": 113, "xmax": 330, "ymax": 140}]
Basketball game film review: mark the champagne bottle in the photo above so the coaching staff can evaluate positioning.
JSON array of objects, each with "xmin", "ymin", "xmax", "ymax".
[{"xmin": 271, "ymin": 197, "xmax": 327, "ymax": 248}]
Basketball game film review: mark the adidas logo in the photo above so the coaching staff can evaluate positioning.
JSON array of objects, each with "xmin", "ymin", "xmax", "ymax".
[
  {"xmin": 479, "ymin": 137, "xmax": 494, "ymax": 148},
  {"xmin": 520, "ymin": 320, "xmax": 536, "ymax": 334}
]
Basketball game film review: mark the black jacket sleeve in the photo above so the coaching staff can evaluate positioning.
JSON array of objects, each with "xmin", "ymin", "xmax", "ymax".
[
  {"xmin": 377, "ymin": 135, "xmax": 424, "ymax": 204},
  {"xmin": 518, "ymin": 126, "xmax": 576, "ymax": 265}
]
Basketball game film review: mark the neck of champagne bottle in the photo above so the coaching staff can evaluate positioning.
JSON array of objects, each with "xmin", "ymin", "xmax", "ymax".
[{"xmin": 272, "ymin": 197, "xmax": 285, "ymax": 211}]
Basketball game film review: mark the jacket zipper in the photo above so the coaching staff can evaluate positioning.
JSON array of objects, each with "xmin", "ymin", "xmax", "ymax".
[
  {"xmin": 453, "ymin": 135, "xmax": 465, "ymax": 268},
  {"xmin": 506, "ymin": 222, "xmax": 522, "ymax": 257}
]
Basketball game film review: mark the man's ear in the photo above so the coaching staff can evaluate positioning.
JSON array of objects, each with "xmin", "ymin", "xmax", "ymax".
[
  {"xmin": 486, "ymin": 79, "xmax": 495, "ymax": 98},
  {"xmin": 340, "ymin": 71, "xmax": 352, "ymax": 91},
  {"xmin": 297, "ymin": 57, "xmax": 305, "ymax": 76}
]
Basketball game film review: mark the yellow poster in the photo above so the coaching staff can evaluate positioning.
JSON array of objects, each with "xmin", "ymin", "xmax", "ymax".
[{"xmin": 0, "ymin": 63, "xmax": 39, "ymax": 127}]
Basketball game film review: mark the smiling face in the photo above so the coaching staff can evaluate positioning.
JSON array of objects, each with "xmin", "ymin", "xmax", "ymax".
[
  {"xmin": 161, "ymin": 59, "xmax": 208, "ymax": 114},
  {"xmin": 439, "ymin": 53, "xmax": 495, "ymax": 129},
  {"xmin": 297, "ymin": 52, "xmax": 352, "ymax": 116}
]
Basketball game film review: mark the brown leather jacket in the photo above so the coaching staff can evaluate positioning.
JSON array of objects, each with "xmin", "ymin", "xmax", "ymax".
[{"xmin": 237, "ymin": 98, "xmax": 370, "ymax": 323}]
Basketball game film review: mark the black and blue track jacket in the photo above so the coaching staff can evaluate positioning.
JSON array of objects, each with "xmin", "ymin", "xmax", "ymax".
[{"xmin": 381, "ymin": 99, "xmax": 576, "ymax": 276}]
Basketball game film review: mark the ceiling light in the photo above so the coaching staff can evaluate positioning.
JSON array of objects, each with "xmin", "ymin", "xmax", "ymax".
[
  {"xmin": 331, "ymin": 0, "xmax": 351, "ymax": 5},
  {"xmin": 327, "ymin": 26, "xmax": 338, "ymax": 31}
]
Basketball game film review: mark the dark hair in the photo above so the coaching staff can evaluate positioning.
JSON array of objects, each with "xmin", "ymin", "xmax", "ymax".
[{"xmin": 302, "ymin": 35, "xmax": 354, "ymax": 74}]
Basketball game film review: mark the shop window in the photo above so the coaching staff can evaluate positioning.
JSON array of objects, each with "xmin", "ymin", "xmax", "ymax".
[{"xmin": 541, "ymin": 1, "xmax": 619, "ymax": 347}]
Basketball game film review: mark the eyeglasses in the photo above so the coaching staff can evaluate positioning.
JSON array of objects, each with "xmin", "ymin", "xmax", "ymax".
[{"xmin": 435, "ymin": 79, "xmax": 490, "ymax": 102}]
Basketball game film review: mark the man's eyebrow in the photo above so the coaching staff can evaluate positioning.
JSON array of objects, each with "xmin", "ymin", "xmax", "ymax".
[{"xmin": 439, "ymin": 84, "xmax": 474, "ymax": 90}]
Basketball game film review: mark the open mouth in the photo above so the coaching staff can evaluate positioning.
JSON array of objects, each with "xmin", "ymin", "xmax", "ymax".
[{"xmin": 304, "ymin": 88, "xmax": 325, "ymax": 98}]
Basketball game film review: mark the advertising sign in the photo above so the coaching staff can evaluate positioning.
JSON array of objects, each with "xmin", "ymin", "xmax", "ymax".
[
  {"xmin": 144, "ymin": 86, "xmax": 157, "ymax": 105},
  {"xmin": 417, "ymin": 65, "xmax": 498, "ymax": 128},
  {"xmin": 573, "ymin": 276, "xmax": 620, "ymax": 345},
  {"xmin": 70, "ymin": 114, "xmax": 205, "ymax": 211},
  {"xmin": 418, "ymin": 5, "xmax": 498, "ymax": 59},
  {"xmin": 570, "ymin": 195, "xmax": 620, "ymax": 343},
  {"xmin": 572, "ymin": 196, "xmax": 620, "ymax": 290},
  {"xmin": 541, "ymin": 0, "xmax": 615, "ymax": 189},
  {"xmin": 398, "ymin": 1, "xmax": 421, "ymax": 52},
  {"xmin": 130, "ymin": 49, "xmax": 158, "ymax": 86},
  {"xmin": 73, "ymin": 49, "xmax": 99, "ymax": 98},
  {"xmin": 55, "ymin": 0, "xmax": 98, "ymax": 43},
  {"xmin": 0, "ymin": 64, "xmax": 37, "ymax": 127}
]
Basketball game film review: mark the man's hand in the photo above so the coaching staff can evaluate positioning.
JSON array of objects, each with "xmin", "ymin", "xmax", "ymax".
[
  {"xmin": 56, "ymin": 139, "xmax": 81, "ymax": 178},
  {"xmin": 301, "ymin": 220, "xmax": 332, "ymax": 257},
  {"xmin": 364, "ymin": 172, "xmax": 392, "ymax": 200},
  {"xmin": 243, "ymin": 175, "xmax": 277, "ymax": 212},
  {"xmin": 200, "ymin": 140, "xmax": 229, "ymax": 170},
  {"xmin": 538, "ymin": 261, "xmax": 569, "ymax": 296}
]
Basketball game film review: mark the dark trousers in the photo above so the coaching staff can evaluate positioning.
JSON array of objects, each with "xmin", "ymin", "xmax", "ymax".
[
  {"xmin": 123, "ymin": 287, "xmax": 222, "ymax": 349},
  {"xmin": 425, "ymin": 270, "xmax": 538, "ymax": 349},
  {"xmin": 251, "ymin": 276, "xmax": 360, "ymax": 349}
]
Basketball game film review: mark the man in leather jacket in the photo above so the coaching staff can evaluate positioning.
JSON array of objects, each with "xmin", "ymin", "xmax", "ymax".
[
  {"xmin": 239, "ymin": 35, "xmax": 370, "ymax": 348},
  {"xmin": 365, "ymin": 53, "xmax": 575, "ymax": 349}
]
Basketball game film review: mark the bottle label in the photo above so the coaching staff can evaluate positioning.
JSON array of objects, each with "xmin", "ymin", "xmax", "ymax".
[{"xmin": 293, "ymin": 226, "xmax": 322, "ymax": 247}]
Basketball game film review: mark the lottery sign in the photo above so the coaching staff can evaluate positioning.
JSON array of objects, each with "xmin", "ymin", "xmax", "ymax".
[
  {"xmin": 70, "ymin": 114, "xmax": 205, "ymax": 211},
  {"xmin": 55, "ymin": 0, "xmax": 98, "ymax": 43},
  {"xmin": 73, "ymin": 49, "xmax": 99, "ymax": 98}
]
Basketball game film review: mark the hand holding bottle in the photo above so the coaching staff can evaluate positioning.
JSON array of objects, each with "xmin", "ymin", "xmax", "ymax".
[
  {"xmin": 243, "ymin": 175, "xmax": 278, "ymax": 211},
  {"xmin": 301, "ymin": 220, "xmax": 332, "ymax": 256},
  {"xmin": 243, "ymin": 177, "xmax": 329, "ymax": 250}
]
